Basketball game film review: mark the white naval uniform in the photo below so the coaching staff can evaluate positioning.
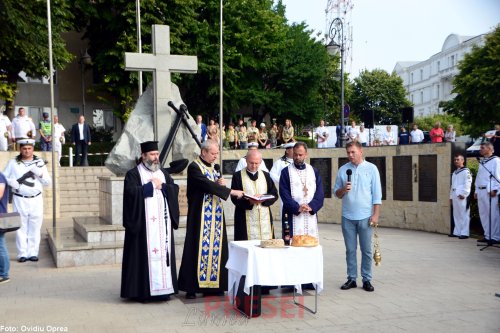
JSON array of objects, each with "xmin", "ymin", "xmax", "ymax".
[
  {"xmin": 53, "ymin": 123, "xmax": 66, "ymax": 163},
  {"xmin": 270, "ymin": 156, "xmax": 293, "ymax": 219},
  {"xmin": 474, "ymin": 156, "xmax": 500, "ymax": 241},
  {"xmin": 450, "ymin": 167, "xmax": 472, "ymax": 236},
  {"xmin": 0, "ymin": 115, "xmax": 12, "ymax": 151},
  {"xmin": 235, "ymin": 156, "xmax": 269, "ymax": 173},
  {"xmin": 3, "ymin": 156, "xmax": 51, "ymax": 258},
  {"xmin": 11, "ymin": 115, "xmax": 36, "ymax": 140}
]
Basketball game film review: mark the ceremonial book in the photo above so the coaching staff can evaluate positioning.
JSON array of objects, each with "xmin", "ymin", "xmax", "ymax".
[{"xmin": 243, "ymin": 193, "xmax": 275, "ymax": 202}]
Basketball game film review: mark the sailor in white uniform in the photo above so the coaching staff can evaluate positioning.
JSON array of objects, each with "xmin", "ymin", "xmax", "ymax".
[
  {"xmin": 3, "ymin": 139, "xmax": 51, "ymax": 262},
  {"xmin": 449, "ymin": 154, "xmax": 472, "ymax": 238},
  {"xmin": 474, "ymin": 142, "xmax": 500, "ymax": 243}
]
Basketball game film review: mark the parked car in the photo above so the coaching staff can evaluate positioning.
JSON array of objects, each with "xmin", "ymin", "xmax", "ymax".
[{"xmin": 466, "ymin": 130, "xmax": 496, "ymax": 157}]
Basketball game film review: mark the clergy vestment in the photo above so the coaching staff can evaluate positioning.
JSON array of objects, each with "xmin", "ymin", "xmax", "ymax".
[
  {"xmin": 178, "ymin": 158, "xmax": 232, "ymax": 294},
  {"xmin": 231, "ymin": 170, "xmax": 279, "ymax": 241},
  {"xmin": 279, "ymin": 163, "xmax": 324, "ymax": 238},
  {"xmin": 120, "ymin": 163, "xmax": 180, "ymax": 300}
]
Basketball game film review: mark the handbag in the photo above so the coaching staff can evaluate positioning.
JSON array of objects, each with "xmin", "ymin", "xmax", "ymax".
[{"xmin": 0, "ymin": 212, "xmax": 21, "ymax": 233}]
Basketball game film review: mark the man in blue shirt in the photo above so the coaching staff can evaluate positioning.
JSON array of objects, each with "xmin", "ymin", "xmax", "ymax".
[{"xmin": 334, "ymin": 141, "xmax": 382, "ymax": 292}]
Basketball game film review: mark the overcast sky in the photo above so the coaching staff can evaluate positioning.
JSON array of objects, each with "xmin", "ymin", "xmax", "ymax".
[{"xmin": 281, "ymin": 0, "xmax": 500, "ymax": 76}]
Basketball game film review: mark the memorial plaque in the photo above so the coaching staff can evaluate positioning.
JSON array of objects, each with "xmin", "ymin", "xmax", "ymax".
[
  {"xmin": 393, "ymin": 156, "xmax": 413, "ymax": 201},
  {"xmin": 310, "ymin": 158, "xmax": 332, "ymax": 198},
  {"xmin": 222, "ymin": 159, "xmax": 239, "ymax": 175},
  {"xmin": 418, "ymin": 155, "xmax": 437, "ymax": 202},
  {"xmin": 338, "ymin": 157, "xmax": 349, "ymax": 169},
  {"xmin": 366, "ymin": 157, "xmax": 386, "ymax": 200},
  {"xmin": 263, "ymin": 158, "xmax": 273, "ymax": 172}
]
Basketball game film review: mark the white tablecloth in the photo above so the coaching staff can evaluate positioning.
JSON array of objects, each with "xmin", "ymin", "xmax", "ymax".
[{"xmin": 226, "ymin": 240, "xmax": 324, "ymax": 298}]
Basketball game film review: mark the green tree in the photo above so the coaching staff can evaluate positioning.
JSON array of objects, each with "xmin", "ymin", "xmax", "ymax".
[
  {"xmin": 350, "ymin": 69, "xmax": 411, "ymax": 125},
  {"xmin": 413, "ymin": 113, "xmax": 468, "ymax": 135},
  {"xmin": 440, "ymin": 25, "xmax": 500, "ymax": 137},
  {"xmin": 0, "ymin": 0, "xmax": 74, "ymax": 117}
]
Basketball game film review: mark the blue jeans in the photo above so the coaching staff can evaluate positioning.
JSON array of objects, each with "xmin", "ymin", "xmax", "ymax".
[
  {"xmin": 341, "ymin": 216, "xmax": 373, "ymax": 282},
  {"xmin": 0, "ymin": 232, "xmax": 10, "ymax": 279}
]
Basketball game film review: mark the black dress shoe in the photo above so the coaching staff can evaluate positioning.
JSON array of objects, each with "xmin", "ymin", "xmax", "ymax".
[
  {"xmin": 18, "ymin": 257, "xmax": 27, "ymax": 263},
  {"xmin": 362, "ymin": 281, "xmax": 374, "ymax": 292},
  {"xmin": 448, "ymin": 234, "xmax": 458, "ymax": 237},
  {"xmin": 185, "ymin": 292, "xmax": 196, "ymax": 299},
  {"xmin": 458, "ymin": 236, "xmax": 469, "ymax": 239},
  {"xmin": 477, "ymin": 238, "xmax": 490, "ymax": 243},
  {"xmin": 28, "ymin": 256, "xmax": 39, "ymax": 262},
  {"xmin": 340, "ymin": 280, "xmax": 357, "ymax": 290}
]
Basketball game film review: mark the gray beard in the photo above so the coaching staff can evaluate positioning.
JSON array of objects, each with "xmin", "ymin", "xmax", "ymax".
[{"xmin": 144, "ymin": 160, "xmax": 160, "ymax": 172}]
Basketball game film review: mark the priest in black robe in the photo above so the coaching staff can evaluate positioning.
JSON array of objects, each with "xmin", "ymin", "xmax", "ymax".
[
  {"xmin": 231, "ymin": 149, "xmax": 279, "ymax": 241},
  {"xmin": 120, "ymin": 141, "xmax": 180, "ymax": 302},
  {"xmin": 178, "ymin": 140, "xmax": 244, "ymax": 299}
]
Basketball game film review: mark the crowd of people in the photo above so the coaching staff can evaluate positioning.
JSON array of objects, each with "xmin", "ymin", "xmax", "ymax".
[{"xmin": 195, "ymin": 116, "xmax": 295, "ymax": 149}]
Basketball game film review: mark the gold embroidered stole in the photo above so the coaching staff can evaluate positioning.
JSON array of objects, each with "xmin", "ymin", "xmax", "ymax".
[
  {"xmin": 241, "ymin": 170, "xmax": 273, "ymax": 240},
  {"xmin": 194, "ymin": 158, "xmax": 224, "ymax": 288}
]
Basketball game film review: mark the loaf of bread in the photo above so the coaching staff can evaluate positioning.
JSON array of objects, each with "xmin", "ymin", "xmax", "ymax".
[
  {"xmin": 260, "ymin": 239, "xmax": 285, "ymax": 248},
  {"xmin": 291, "ymin": 235, "xmax": 319, "ymax": 247}
]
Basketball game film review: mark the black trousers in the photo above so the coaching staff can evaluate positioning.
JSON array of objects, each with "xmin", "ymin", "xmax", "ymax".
[{"xmin": 75, "ymin": 140, "xmax": 89, "ymax": 166}]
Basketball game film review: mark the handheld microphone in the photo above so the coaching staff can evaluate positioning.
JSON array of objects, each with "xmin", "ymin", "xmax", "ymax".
[
  {"xmin": 214, "ymin": 164, "xmax": 221, "ymax": 179},
  {"xmin": 346, "ymin": 169, "xmax": 352, "ymax": 182}
]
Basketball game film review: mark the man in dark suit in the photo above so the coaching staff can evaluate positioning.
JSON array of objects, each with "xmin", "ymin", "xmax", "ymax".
[{"xmin": 71, "ymin": 115, "xmax": 91, "ymax": 166}]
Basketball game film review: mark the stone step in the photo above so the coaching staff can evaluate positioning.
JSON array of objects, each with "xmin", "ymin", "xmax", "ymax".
[
  {"xmin": 73, "ymin": 216, "xmax": 125, "ymax": 243},
  {"xmin": 47, "ymin": 227, "xmax": 123, "ymax": 268}
]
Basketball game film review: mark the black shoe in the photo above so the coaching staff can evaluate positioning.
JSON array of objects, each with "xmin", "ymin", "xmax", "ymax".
[
  {"xmin": 362, "ymin": 281, "xmax": 374, "ymax": 292},
  {"xmin": 493, "ymin": 240, "xmax": 500, "ymax": 244},
  {"xmin": 458, "ymin": 236, "xmax": 469, "ymax": 239},
  {"xmin": 477, "ymin": 238, "xmax": 490, "ymax": 243},
  {"xmin": 18, "ymin": 257, "xmax": 27, "ymax": 263},
  {"xmin": 185, "ymin": 292, "xmax": 196, "ymax": 299},
  {"xmin": 340, "ymin": 280, "xmax": 357, "ymax": 290},
  {"xmin": 203, "ymin": 291, "xmax": 224, "ymax": 297},
  {"xmin": 448, "ymin": 234, "xmax": 458, "ymax": 237},
  {"xmin": 28, "ymin": 256, "xmax": 39, "ymax": 262}
]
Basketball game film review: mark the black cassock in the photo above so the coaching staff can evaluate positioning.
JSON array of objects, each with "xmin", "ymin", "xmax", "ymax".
[
  {"xmin": 120, "ymin": 166, "xmax": 180, "ymax": 300},
  {"xmin": 230, "ymin": 170, "xmax": 279, "ymax": 241},
  {"xmin": 178, "ymin": 159, "xmax": 231, "ymax": 294}
]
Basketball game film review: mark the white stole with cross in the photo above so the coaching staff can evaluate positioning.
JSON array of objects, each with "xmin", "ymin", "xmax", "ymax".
[
  {"xmin": 138, "ymin": 163, "xmax": 174, "ymax": 296},
  {"xmin": 241, "ymin": 170, "xmax": 273, "ymax": 240},
  {"xmin": 288, "ymin": 164, "xmax": 319, "ymax": 238}
]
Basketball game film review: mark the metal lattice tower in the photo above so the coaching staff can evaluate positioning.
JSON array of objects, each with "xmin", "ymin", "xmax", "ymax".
[{"xmin": 325, "ymin": 0, "xmax": 354, "ymax": 73}]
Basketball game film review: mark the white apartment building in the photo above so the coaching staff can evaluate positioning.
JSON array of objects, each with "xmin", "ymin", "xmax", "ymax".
[{"xmin": 394, "ymin": 33, "xmax": 486, "ymax": 118}]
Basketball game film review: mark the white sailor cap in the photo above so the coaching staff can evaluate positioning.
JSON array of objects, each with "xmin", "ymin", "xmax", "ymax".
[
  {"xmin": 283, "ymin": 142, "xmax": 296, "ymax": 149},
  {"xmin": 248, "ymin": 142, "xmax": 259, "ymax": 148},
  {"xmin": 17, "ymin": 138, "xmax": 36, "ymax": 146}
]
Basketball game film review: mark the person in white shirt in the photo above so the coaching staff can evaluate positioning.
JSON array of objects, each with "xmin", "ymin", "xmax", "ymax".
[
  {"xmin": 235, "ymin": 142, "xmax": 269, "ymax": 172},
  {"xmin": 10, "ymin": 107, "xmax": 36, "ymax": 143},
  {"xmin": 0, "ymin": 111, "xmax": 12, "ymax": 151},
  {"xmin": 315, "ymin": 120, "xmax": 329, "ymax": 148},
  {"xmin": 382, "ymin": 126, "xmax": 396, "ymax": 145},
  {"xmin": 410, "ymin": 123, "xmax": 424, "ymax": 144},
  {"xmin": 3, "ymin": 139, "xmax": 51, "ymax": 262},
  {"xmin": 53, "ymin": 116, "xmax": 66, "ymax": 165},
  {"xmin": 345, "ymin": 121, "xmax": 359, "ymax": 144},
  {"xmin": 358, "ymin": 124, "xmax": 368, "ymax": 147},
  {"xmin": 449, "ymin": 154, "xmax": 472, "ymax": 239}
]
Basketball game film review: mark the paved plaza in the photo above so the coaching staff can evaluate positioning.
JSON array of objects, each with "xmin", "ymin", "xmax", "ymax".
[{"xmin": 1, "ymin": 221, "xmax": 499, "ymax": 333}]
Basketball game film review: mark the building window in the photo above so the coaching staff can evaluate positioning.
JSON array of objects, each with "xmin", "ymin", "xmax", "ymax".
[
  {"xmin": 437, "ymin": 61, "xmax": 440, "ymax": 72},
  {"xmin": 420, "ymin": 69, "xmax": 423, "ymax": 81},
  {"xmin": 93, "ymin": 109, "xmax": 115, "ymax": 130},
  {"xmin": 410, "ymin": 94, "xmax": 414, "ymax": 103},
  {"xmin": 451, "ymin": 55, "xmax": 455, "ymax": 67},
  {"xmin": 411, "ymin": 73, "xmax": 414, "ymax": 84},
  {"xmin": 436, "ymin": 85, "xmax": 440, "ymax": 99},
  {"xmin": 420, "ymin": 91, "xmax": 424, "ymax": 104}
]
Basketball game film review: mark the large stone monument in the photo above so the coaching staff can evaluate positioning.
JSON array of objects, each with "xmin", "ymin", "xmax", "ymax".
[{"xmin": 105, "ymin": 25, "xmax": 199, "ymax": 176}]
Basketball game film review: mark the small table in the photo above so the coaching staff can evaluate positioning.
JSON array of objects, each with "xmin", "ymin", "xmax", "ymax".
[{"xmin": 226, "ymin": 240, "xmax": 324, "ymax": 317}]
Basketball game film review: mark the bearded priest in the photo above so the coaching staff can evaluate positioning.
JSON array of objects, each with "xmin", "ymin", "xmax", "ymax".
[{"xmin": 120, "ymin": 141, "xmax": 180, "ymax": 303}]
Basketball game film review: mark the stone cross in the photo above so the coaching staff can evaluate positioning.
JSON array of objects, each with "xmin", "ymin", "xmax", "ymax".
[{"xmin": 125, "ymin": 25, "xmax": 197, "ymax": 146}]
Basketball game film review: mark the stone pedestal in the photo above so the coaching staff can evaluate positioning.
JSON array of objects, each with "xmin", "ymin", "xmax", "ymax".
[{"xmin": 99, "ymin": 176, "xmax": 124, "ymax": 225}]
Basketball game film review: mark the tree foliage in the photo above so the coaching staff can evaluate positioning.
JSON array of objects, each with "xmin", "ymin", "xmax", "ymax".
[
  {"xmin": 350, "ymin": 69, "xmax": 411, "ymax": 125},
  {"xmin": 440, "ymin": 25, "xmax": 500, "ymax": 137},
  {"xmin": 0, "ymin": 0, "xmax": 74, "ymax": 117}
]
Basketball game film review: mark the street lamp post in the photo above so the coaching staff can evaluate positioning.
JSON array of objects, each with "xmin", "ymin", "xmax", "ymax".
[
  {"xmin": 80, "ymin": 50, "xmax": 92, "ymax": 118},
  {"xmin": 326, "ymin": 17, "xmax": 345, "ymax": 147}
]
